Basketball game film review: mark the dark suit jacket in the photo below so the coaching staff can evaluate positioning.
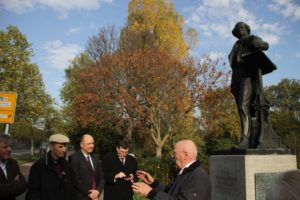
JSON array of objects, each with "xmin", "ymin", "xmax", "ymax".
[
  {"xmin": 69, "ymin": 151, "xmax": 105, "ymax": 200},
  {"xmin": 102, "ymin": 152, "xmax": 138, "ymax": 200},
  {"xmin": 147, "ymin": 160, "xmax": 211, "ymax": 200},
  {"xmin": 0, "ymin": 158, "xmax": 27, "ymax": 200}
]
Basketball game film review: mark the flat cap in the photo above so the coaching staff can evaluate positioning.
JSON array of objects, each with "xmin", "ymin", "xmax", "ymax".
[{"xmin": 49, "ymin": 134, "xmax": 70, "ymax": 144}]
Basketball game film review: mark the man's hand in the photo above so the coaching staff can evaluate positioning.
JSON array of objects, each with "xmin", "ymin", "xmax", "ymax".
[
  {"xmin": 14, "ymin": 175, "xmax": 20, "ymax": 181},
  {"xmin": 124, "ymin": 173, "xmax": 134, "ymax": 182},
  {"xmin": 132, "ymin": 182, "xmax": 152, "ymax": 197},
  {"xmin": 88, "ymin": 189, "xmax": 99, "ymax": 200},
  {"xmin": 136, "ymin": 170, "xmax": 154, "ymax": 185},
  {"xmin": 115, "ymin": 172, "xmax": 126, "ymax": 179}
]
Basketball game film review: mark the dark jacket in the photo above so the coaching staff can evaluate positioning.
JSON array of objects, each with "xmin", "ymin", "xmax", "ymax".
[
  {"xmin": 228, "ymin": 35, "xmax": 269, "ymax": 92},
  {"xmin": 25, "ymin": 152, "xmax": 72, "ymax": 200},
  {"xmin": 69, "ymin": 151, "xmax": 105, "ymax": 200},
  {"xmin": 102, "ymin": 152, "xmax": 138, "ymax": 200},
  {"xmin": 0, "ymin": 158, "xmax": 27, "ymax": 200},
  {"xmin": 147, "ymin": 160, "xmax": 211, "ymax": 200}
]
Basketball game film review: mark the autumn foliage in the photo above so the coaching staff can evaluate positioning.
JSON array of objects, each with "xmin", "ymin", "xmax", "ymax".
[
  {"xmin": 64, "ymin": 49, "xmax": 229, "ymax": 156},
  {"xmin": 62, "ymin": 0, "xmax": 230, "ymax": 157}
]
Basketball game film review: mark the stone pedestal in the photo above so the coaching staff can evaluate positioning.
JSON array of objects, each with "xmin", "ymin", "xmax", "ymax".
[{"xmin": 209, "ymin": 153, "xmax": 297, "ymax": 200}]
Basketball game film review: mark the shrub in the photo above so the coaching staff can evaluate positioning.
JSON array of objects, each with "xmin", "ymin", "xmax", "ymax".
[{"xmin": 137, "ymin": 156, "xmax": 176, "ymax": 185}]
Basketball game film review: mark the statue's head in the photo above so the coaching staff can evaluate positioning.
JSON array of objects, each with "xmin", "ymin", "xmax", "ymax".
[{"xmin": 232, "ymin": 22, "xmax": 251, "ymax": 38}]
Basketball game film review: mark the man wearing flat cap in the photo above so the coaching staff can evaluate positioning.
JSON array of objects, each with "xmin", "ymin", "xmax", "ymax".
[{"xmin": 26, "ymin": 134, "xmax": 72, "ymax": 200}]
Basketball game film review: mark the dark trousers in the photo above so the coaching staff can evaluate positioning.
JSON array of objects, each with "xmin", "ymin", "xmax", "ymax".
[{"xmin": 232, "ymin": 77, "xmax": 254, "ymax": 139}]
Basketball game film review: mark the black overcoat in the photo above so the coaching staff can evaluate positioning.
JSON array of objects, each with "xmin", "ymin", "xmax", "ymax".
[
  {"xmin": 0, "ymin": 158, "xmax": 27, "ymax": 200},
  {"xmin": 25, "ymin": 152, "xmax": 72, "ymax": 200},
  {"xmin": 102, "ymin": 152, "xmax": 138, "ymax": 200}
]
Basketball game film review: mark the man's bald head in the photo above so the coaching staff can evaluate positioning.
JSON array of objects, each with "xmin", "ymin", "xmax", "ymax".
[
  {"xmin": 81, "ymin": 134, "xmax": 93, "ymax": 142},
  {"xmin": 175, "ymin": 140, "xmax": 197, "ymax": 159},
  {"xmin": 80, "ymin": 134, "xmax": 94, "ymax": 155},
  {"xmin": 173, "ymin": 140, "xmax": 198, "ymax": 169}
]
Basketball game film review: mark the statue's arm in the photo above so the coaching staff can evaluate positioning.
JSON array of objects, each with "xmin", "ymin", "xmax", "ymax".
[{"xmin": 251, "ymin": 35, "xmax": 269, "ymax": 51}]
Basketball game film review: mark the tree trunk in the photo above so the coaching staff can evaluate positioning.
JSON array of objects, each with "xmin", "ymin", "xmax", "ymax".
[
  {"xmin": 31, "ymin": 136, "xmax": 34, "ymax": 156},
  {"xmin": 126, "ymin": 118, "xmax": 134, "ymax": 141},
  {"xmin": 155, "ymin": 143, "xmax": 162, "ymax": 158}
]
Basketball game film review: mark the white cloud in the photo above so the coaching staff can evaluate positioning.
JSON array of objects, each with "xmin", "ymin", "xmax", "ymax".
[
  {"xmin": 0, "ymin": 0, "xmax": 114, "ymax": 18},
  {"xmin": 185, "ymin": 0, "xmax": 256, "ymax": 38},
  {"xmin": 258, "ymin": 32, "xmax": 280, "ymax": 46},
  {"xmin": 268, "ymin": 0, "xmax": 300, "ymax": 21},
  {"xmin": 68, "ymin": 27, "xmax": 81, "ymax": 35},
  {"xmin": 259, "ymin": 22, "xmax": 285, "ymax": 33},
  {"xmin": 44, "ymin": 40, "xmax": 83, "ymax": 70},
  {"xmin": 296, "ymin": 52, "xmax": 300, "ymax": 58},
  {"xmin": 185, "ymin": 0, "xmax": 283, "ymax": 46},
  {"xmin": 199, "ymin": 52, "xmax": 225, "ymax": 64},
  {"xmin": 0, "ymin": 0, "xmax": 35, "ymax": 14}
]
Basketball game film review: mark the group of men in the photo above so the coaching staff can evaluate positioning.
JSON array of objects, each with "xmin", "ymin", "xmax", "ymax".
[
  {"xmin": 3, "ymin": 20, "xmax": 271, "ymax": 200},
  {"xmin": 0, "ymin": 132, "xmax": 212, "ymax": 200}
]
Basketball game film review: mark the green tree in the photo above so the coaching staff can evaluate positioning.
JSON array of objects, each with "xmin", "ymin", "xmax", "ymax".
[
  {"xmin": 265, "ymin": 78, "xmax": 300, "ymax": 116},
  {"xmin": 265, "ymin": 79, "xmax": 300, "ymax": 165},
  {"xmin": 0, "ymin": 25, "xmax": 54, "ymax": 154},
  {"xmin": 265, "ymin": 79, "xmax": 300, "ymax": 136}
]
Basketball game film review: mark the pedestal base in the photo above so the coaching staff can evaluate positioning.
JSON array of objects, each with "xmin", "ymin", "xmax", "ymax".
[{"xmin": 209, "ymin": 154, "xmax": 297, "ymax": 200}]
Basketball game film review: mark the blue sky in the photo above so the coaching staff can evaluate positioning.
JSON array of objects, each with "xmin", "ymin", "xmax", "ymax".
[{"xmin": 1, "ymin": 0, "xmax": 300, "ymax": 105}]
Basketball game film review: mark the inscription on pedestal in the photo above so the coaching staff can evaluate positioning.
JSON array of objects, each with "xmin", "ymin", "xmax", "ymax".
[{"xmin": 255, "ymin": 172, "xmax": 279, "ymax": 200}]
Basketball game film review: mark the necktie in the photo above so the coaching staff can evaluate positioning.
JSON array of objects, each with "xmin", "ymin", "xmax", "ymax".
[
  {"xmin": 87, "ymin": 156, "xmax": 94, "ymax": 170},
  {"xmin": 121, "ymin": 158, "xmax": 125, "ymax": 165},
  {"xmin": 87, "ymin": 156, "xmax": 96, "ymax": 189}
]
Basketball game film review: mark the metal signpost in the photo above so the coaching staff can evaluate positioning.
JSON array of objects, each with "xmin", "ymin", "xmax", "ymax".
[{"xmin": 0, "ymin": 92, "xmax": 17, "ymax": 134}]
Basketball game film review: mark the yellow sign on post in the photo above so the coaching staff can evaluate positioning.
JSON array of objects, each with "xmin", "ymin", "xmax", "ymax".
[{"xmin": 0, "ymin": 92, "xmax": 17, "ymax": 123}]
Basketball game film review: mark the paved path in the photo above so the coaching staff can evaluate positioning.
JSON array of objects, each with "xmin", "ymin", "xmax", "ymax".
[{"xmin": 19, "ymin": 162, "xmax": 33, "ymax": 178}]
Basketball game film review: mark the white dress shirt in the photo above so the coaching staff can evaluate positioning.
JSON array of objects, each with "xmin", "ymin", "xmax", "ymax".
[{"xmin": 0, "ymin": 160, "xmax": 7, "ymax": 178}]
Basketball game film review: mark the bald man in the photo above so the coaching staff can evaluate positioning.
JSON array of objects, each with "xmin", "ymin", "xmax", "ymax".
[
  {"xmin": 69, "ymin": 134, "xmax": 105, "ymax": 200},
  {"xmin": 132, "ymin": 140, "xmax": 211, "ymax": 200}
]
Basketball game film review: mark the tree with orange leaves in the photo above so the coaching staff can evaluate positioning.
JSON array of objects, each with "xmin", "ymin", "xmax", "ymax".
[{"xmin": 64, "ymin": 49, "xmax": 228, "ymax": 157}]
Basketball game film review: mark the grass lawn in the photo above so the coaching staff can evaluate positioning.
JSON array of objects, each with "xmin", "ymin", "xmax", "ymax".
[
  {"xmin": 134, "ymin": 194, "xmax": 148, "ymax": 200},
  {"xmin": 15, "ymin": 155, "xmax": 39, "ymax": 165}
]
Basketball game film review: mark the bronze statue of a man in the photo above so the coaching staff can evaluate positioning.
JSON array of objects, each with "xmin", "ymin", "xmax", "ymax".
[{"xmin": 229, "ymin": 22, "xmax": 280, "ymax": 149}]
